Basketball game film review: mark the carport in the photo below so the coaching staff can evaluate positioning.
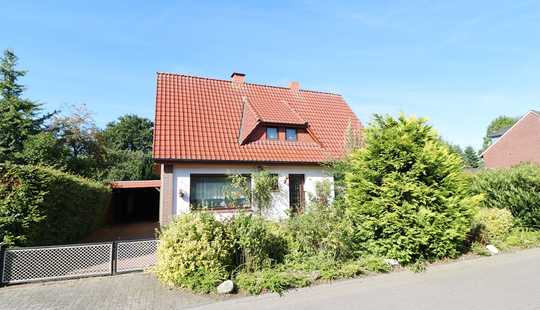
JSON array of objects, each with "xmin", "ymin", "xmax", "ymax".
[
  {"xmin": 85, "ymin": 180, "xmax": 161, "ymax": 242},
  {"xmin": 109, "ymin": 180, "xmax": 161, "ymax": 223}
]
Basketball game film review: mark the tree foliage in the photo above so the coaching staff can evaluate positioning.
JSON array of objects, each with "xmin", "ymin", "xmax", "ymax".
[
  {"xmin": 482, "ymin": 115, "xmax": 518, "ymax": 150},
  {"xmin": 0, "ymin": 49, "xmax": 51, "ymax": 162},
  {"xmin": 345, "ymin": 114, "xmax": 480, "ymax": 263},
  {"xmin": 102, "ymin": 114, "xmax": 153, "ymax": 152},
  {"xmin": 463, "ymin": 146, "xmax": 481, "ymax": 168}
]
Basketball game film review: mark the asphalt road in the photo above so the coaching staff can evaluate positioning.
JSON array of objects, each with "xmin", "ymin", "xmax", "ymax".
[{"xmin": 195, "ymin": 248, "xmax": 540, "ymax": 310}]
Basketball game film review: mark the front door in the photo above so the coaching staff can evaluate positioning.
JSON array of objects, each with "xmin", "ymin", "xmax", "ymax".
[{"xmin": 289, "ymin": 174, "xmax": 305, "ymax": 214}]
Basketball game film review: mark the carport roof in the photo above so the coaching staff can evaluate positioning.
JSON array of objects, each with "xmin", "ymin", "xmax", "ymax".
[{"xmin": 109, "ymin": 180, "xmax": 161, "ymax": 189}]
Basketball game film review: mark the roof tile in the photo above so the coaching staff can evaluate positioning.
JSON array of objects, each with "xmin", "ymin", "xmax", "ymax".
[{"xmin": 153, "ymin": 73, "xmax": 362, "ymax": 163}]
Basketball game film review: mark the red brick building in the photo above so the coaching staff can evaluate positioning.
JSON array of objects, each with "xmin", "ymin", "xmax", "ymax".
[{"xmin": 482, "ymin": 110, "xmax": 540, "ymax": 168}]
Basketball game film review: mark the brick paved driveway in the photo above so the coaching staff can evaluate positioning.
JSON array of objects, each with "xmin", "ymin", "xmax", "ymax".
[{"xmin": 0, "ymin": 272, "xmax": 226, "ymax": 310}]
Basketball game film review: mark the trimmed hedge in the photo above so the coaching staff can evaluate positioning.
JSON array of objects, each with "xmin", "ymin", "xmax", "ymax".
[
  {"xmin": 471, "ymin": 164, "xmax": 540, "ymax": 229},
  {"xmin": 0, "ymin": 164, "xmax": 111, "ymax": 246}
]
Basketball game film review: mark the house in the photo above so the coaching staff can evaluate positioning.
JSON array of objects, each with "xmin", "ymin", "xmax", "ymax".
[
  {"xmin": 153, "ymin": 72, "xmax": 362, "ymax": 225},
  {"xmin": 482, "ymin": 110, "xmax": 540, "ymax": 168}
]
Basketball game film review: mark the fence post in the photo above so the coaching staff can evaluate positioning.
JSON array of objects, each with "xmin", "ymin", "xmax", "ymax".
[
  {"xmin": 111, "ymin": 241, "xmax": 117, "ymax": 276},
  {"xmin": 0, "ymin": 243, "xmax": 5, "ymax": 286}
]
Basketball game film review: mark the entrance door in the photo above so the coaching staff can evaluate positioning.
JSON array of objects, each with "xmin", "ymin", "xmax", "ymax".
[{"xmin": 289, "ymin": 174, "xmax": 305, "ymax": 214}]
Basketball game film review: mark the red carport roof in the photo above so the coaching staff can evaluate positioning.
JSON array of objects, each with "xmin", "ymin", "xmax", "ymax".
[{"xmin": 109, "ymin": 180, "xmax": 161, "ymax": 189}]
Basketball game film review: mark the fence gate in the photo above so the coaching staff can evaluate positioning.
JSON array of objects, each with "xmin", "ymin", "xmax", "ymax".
[
  {"xmin": 1, "ymin": 239, "xmax": 158, "ymax": 285},
  {"xmin": 116, "ymin": 239, "xmax": 158, "ymax": 273}
]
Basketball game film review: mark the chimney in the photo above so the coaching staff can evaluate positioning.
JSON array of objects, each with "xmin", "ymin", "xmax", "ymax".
[
  {"xmin": 231, "ymin": 72, "xmax": 245, "ymax": 87},
  {"xmin": 289, "ymin": 81, "xmax": 300, "ymax": 91}
]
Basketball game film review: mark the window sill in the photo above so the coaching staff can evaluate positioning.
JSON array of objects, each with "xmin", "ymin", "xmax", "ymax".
[{"xmin": 193, "ymin": 207, "xmax": 253, "ymax": 213}]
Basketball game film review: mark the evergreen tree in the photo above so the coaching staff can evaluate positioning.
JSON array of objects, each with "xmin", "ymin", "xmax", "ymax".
[
  {"xmin": 345, "ymin": 114, "xmax": 480, "ymax": 263},
  {"xmin": 463, "ymin": 146, "xmax": 481, "ymax": 168},
  {"xmin": 0, "ymin": 49, "xmax": 51, "ymax": 162}
]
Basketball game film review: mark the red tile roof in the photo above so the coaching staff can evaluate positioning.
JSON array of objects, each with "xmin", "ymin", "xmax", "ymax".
[{"xmin": 153, "ymin": 73, "xmax": 362, "ymax": 163}]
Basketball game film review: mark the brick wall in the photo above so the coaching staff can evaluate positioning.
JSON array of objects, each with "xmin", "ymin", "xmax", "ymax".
[{"xmin": 483, "ymin": 111, "xmax": 540, "ymax": 168}]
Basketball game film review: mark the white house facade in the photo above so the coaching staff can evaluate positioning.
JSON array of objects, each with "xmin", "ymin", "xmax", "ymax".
[{"xmin": 153, "ymin": 72, "xmax": 362, "ymax": 226}]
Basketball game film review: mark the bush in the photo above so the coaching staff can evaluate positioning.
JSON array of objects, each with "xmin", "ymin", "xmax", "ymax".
[
  {"xmin": 345, "ymin": 115, "xmax": 480, "ymax": 264},
  {"xmin": 235, "ymin": 269, "xmax": 311, "ymax": 295},
  {"xmin": 227, "ymin": 213, "xmax": 287, "ymax": 272},
  {"xmin": 286, "ymin": 205, "xmax": 353, "ymax": 260},
  {"xmin": 471, "ymin": 208, "xmax": 514, "ymax": 244},
  {"xmin": 0, "ymin": 164, "xmax": 110, "ymax": 246},
  {"xmin": 500, "ymin": 228, "xmax": 540, "ymax": 250},
  {"xmin": 471, "ymin": 164, "xmax": 540, "ymax": 229},
  {"xmin": 154, "ymin": 213, "xmax": 233, "ymax": 293}
]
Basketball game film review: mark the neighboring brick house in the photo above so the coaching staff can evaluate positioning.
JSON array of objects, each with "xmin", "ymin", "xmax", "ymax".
[
  {"xmin": 152, "ymin": 72, "xmax": 362, "ymax": 225},
  {"xmin": 482, "ymin": 110, "xmax": 540, "ymax": 168}
]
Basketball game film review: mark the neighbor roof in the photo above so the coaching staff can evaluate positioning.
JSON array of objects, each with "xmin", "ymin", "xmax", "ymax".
[
  {"xmin": 487, "ymin": 126, "xmax": 511, "ymax": 138},
  {"xmin": 153, "ymin": 73, "xmax": 362, "ymax": 163}
]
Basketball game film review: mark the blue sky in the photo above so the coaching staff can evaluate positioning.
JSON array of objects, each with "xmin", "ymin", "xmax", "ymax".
[{"xmin": 2, "ymin": 1, "xmax": 540, "ymax": 149}]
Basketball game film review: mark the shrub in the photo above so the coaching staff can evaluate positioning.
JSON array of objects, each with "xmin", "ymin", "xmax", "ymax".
[
  {"xmin": 345, "ymin": 115, "xmax": 480, "ymax": 264},
  {"xmin": 471, "ymin": 242, "xmax": 490, "ymax": 256},
  {"xmin": 471, "ymin": 208, "xmax": 514, "ymax": 244},
  {"xmin": 471, "ymin": 164, "xmax": 540, "ymax": 229},
  {"xmin": 500, "ymin": 228, "xmax": 540, "ymax": 249},
  {"xmin": 235, "ymin": 268, "xmax": 311, "ymax": 295},
  {"xmin": 308, "ymin": 179, "xmax": 333, "ymax": 208},
  {"xmin": 227, "ymin": 213, "xmax": 287, "ymax": 272},
  {"xmin": 286, "ymin": 205, "xmax": 353, "ymax": 260},
  {"xmin": 282, "ymin": 254, "xmax": 389, "ymax": 282},
  {"xmin": 154, "ymin": 213, "xmax": 233, "ymax": 293},
  {"xmin": 0, "ymin": 164, "xmax": 110, "ymax": 246},
  {"xmin": 358, "ymin": 255, "xmax": 392, "ymax": 273}
]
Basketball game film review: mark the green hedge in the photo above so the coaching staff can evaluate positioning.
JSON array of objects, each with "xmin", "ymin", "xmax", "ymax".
[
  {"xmin": 0, "ymin": 164, "xmax": 111, "ymax": 246},
  {"xmin": 471, "ymin": 164, "xmax": 540, "ymax": 229}
]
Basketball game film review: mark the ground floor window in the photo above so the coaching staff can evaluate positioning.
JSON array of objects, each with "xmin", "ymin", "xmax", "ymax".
[{"xmin": 190, "ymin": 174, "xmax": 251, "ymax": 209}]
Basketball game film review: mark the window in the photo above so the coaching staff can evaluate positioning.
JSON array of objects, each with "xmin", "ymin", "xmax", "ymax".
[
  {"xmin": 267, "ymin": 127, "xmax": 278, "ymax": 140},
  {"xmin": 270, "ymin": 173, "xmax": 279, "ymax": 191},
  {"xmin": 190, "ymin": 174, "xmax": 251, "ymax": 209},
  {"xmin": 286, "ymin": 128, "xmax": 297, "ymax": 141}
]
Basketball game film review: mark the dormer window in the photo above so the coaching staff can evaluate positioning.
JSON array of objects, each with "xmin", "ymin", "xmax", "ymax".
[
  {"xmin": 266, "ymin": 127, "xmax": 278, "ymax": 140},
  {"xmin": 286, "ymin": 128, "xmax": 297, "ymax": 141}
]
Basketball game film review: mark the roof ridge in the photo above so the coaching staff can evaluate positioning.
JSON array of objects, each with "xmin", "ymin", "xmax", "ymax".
[{"xmin": 156, "ymin": 72, "xmax": 342, "ymax": 96}]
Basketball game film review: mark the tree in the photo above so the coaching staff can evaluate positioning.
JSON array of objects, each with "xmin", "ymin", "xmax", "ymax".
[
  {"xmin": 482, "ymin": 116, "xmax": 518, "ymax": 150},
  {"xmin": 98, "ymin": 149, "xmax": 155, "ymax": 181},
  {"xmin": 17, "ymin": 132, "xmax": 70, "ymax": 168},
  {"xmin": 49, "ymin": 104, "xmax": 104, "ymax": 177},
  {"xmin": 442, "ymin": 140, "xmax": 464, "ymax": 158},
  {"xmin": 345, "ymin": 114, "xmax": 481, "ymax": 264},
  {"xmin": 463, "ymin": 146, "xmax": 481, "ymax": 168},
  {"xmin": 100, "ymin": 114, "xmax": 156, "ymax": 181},
  {"xmin": 102, "ymin": 114, "xmax": 153, "ymax": 152},
  {"xmin": 344, "ymin": 119, "xmax": 363, "ymax": 154},
  {"xmin": 0, "ymin": 49, "xmax": 51, "ymax": 162}
]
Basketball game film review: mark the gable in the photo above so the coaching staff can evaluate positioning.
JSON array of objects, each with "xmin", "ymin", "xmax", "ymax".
[{"xmin": 482, "ymin": 111, "xmax": 540, "ymax": 168}]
